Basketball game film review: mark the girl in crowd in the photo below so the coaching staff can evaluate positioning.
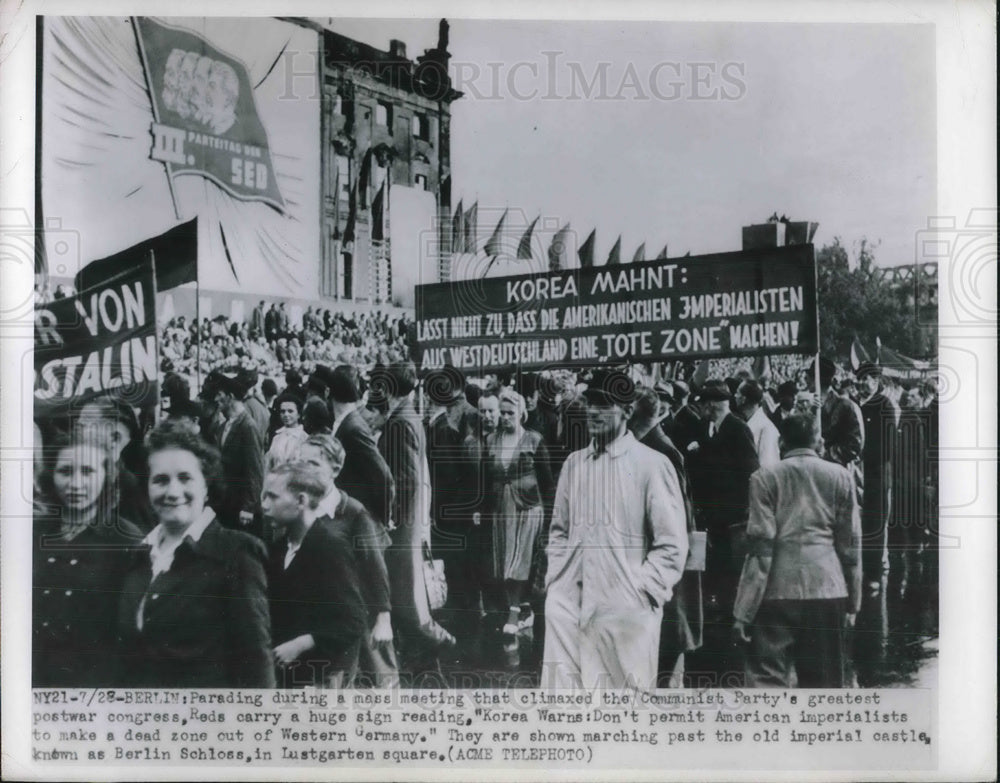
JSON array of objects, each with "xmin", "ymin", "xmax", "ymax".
[
  {"xmin": 118, "ymin": 423, "xmax": 274, "ymax": 687},
  {"xmin": 33, "ymin": 431, "xmax": 143, "ymax": 686},
  {"xmin": 484, "ymin": 388, "xmax": 553, "ymax": 648},
  {"xmin": 266, "ymin": 393, "xmax": 308, "ymax": 469},
  {"xmin": 75, "ymin": 397, "xmax": 154, "ymax": 531}
]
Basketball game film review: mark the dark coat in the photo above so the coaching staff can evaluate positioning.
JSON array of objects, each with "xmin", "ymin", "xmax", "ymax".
[
  {"xmin": 218, "ymin": 411, "xmax": 265, "ymax": 529},
  {"xmin": 688, "ymin": 412, "xmax": 759, "ymax": 530},
  {"xmin": 821, "ymin": 390, "xmax": 864, "ymax": 467},
  {"xmin": 445, "ymin": 397, "xmax": 481, "ymax": 443},
  {"xmin": 426, "ymin": 410, "xmax": 464, "ymax": 534},
  {"xmin": 546, "ymin": 397, "xmax": 590, "ymax": 481},
  {"xmin": 268, "ymin": 518, "xmax": 367, "ymax": 686},
  {"xmin": 665, "ymin": 404, "xmax": 703, "ymax": 452},
  {"xmin": 637, "ymin": 425, "xmax": 702, "ymax": 653},
  {"xmin": 378, "ymin": 398, "xmax": 449, "ymax": 662},
  {"xmin": 860, "ymin": 390, "xmax": 898, "ymax": 517},
  {"xmin": 264, "ymin": 307, "xmax": 279, "ymax": 341},
  {"xmin": 379, "ymin": 399, "xmax": 426, "ymax": 538},
  {"xmin": 118, "ymin": 519, "xmax": 274, "ymax": 688},
  {"xmin": 321, "ymin": 493, "xmax": 391, "ymax": 619},
  {"xmin": 33, "ymin": 513, "xmax": 144, "ymax": 687},
  {"xmin": 335, "ymin": 409, "xmax": 394, "ymax": 530},
  {"xmin": 768, "ymin": 405, "xmax": 796, "ymax": 431}
]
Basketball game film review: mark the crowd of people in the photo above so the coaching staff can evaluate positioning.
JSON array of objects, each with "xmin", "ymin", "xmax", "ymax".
[
  {"xmin": 158, "ymin": 304, "xmax": 413, "ymax": 384},
  {"xmin": 32, "ymin": 342, "xmax": 938, "ymax": 691}
]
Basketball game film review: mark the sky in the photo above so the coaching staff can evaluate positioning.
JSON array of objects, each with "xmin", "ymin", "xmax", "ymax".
[{"xmin": 329, "ymin": 18, "xmax": 936, "ymax": 268}]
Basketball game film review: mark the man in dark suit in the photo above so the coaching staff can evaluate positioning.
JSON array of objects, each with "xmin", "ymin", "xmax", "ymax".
[
  {"xmin": 371, "ymin": 362, "xmax": 454, "ymax": 681},
  {"xmin": 326, "ymin": 364, "xmax": 394, "ymax": 530},
  {"xmin": 277, "ymin": 302, "xmax": 292, "ymax": 340},
  {"xmin": 686, "ymin": 380, "xmax": 760, "ymax": 585},
  {"xmin": 769, "ymin": 381, "xmax": 799, "ymax": 429},
  {"xmin": 441, "ymin": 365, "xmax": 481, "ymax": 443},
  {"xmin": 857, "ymin": 362, "xmax": 898, "ymax": 588},
  {"xmin": 684, "ymin": 378, "xmax": 759, "ymax": 686},
  {"xmin": 664, "ymin": 380, "xmax": 703, "ymax": 452},
  {"xmin": 629, "ymin": 386, "xmax": 702, "ymax": 687},
  {"xmin": 264, "ymin": 304, "xmax": 279, "ymax": 342},
  {"xmin": 423, "ymin": 369, "xmax": 472, "ymax": 631},
  {"xmin": 205, "ymin": 371, "xmax": 265, "ymax": 536},
  {"xmin": 262, "ymin": 461, "xmax": 367, "ymax": 688}
]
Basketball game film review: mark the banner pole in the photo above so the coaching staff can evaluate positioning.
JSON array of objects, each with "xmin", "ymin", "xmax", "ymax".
[
  {"xmin": 196, "ymin": 277, "xmax": 201, "ymax": 394},
  {"xmin": 150, "ymin": 248, "xmax": 161, "ymax": 427}
]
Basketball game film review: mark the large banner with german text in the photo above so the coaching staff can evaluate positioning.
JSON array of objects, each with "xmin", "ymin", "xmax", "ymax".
[
  {"xmin": 415, "ymin": 245, "xmax": 818, "ymax": 371},
  {"xmin": 34, "ymin": 262, "xmax": 158, "ymax": 414}
]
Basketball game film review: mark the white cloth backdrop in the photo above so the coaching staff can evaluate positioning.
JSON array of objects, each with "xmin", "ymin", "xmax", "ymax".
[{"xmin": 41, "ymin": 16, "xmax": 320, "ymax": 298}]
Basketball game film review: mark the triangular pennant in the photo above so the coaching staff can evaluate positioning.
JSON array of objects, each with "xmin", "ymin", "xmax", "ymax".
[
  {"xmin": 452, "ymin": 199, "xmax": 464, "ymax": 254},
  {"xmin": 606, "ymin": 235, "xmax": 622, "ymax": 265},
  {"xmin": 631, "ymin": 242, "xmax": 646, "ymax": 263},
  {"xmin": 464, "ymin": 201, "xmax": 478, "ymax": 253},
  {"xmin": 484, "ymin": 208, "xmax": 508, "ymax": 257},
  {"xmin": 517, "ymin": 216, "xmax": 539, "ymax": 260},
  {"xmin": 548, "ymin": 223, "xmax": 572, "ymax": 271},
  {"xmin": 578, "ymin": 228, "xmax": 595, "ymax": 268}
]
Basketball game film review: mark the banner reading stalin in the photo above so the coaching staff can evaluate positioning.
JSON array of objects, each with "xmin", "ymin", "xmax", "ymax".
[
  {"xmin": 416, "ymin": 244, "xmax": 818, "ymax": 371},
  {"xmin": 34, "ymin": 263, "xmax": 158, "ymax": 414},
  {"xmin": 133, "ymin": 17, "xmax": 285, "ymax": 213}
]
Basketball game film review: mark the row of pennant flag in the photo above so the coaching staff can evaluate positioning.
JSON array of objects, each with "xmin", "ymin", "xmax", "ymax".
[
  {"xmin": 850, "ymin": 335, "xmax": 934, "ymax": 380},
  {"xmin": 451, "ymin": 201, "xmax": 669, "ymax": 273}
]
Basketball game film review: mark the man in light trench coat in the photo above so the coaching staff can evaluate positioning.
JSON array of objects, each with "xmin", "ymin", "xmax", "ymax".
[{"xmin": 542, "ymin": 370, "xmax": 688, "ymax": 691}]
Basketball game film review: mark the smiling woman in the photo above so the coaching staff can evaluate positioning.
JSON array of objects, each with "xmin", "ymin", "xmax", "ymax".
[{"xmin": 117, "ymin": 423, "xmax": 275, "ymax": 688}]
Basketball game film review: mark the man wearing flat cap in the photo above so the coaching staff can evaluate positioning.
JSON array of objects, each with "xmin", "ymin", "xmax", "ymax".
[
  {"xmin": 685, "ymin": 378, "xmax": 759, "ymax": 680},
  {"xmin": 857, "ymin": 362, "xmax": 898, "ymax": 588},
  {"xmin": 543, "ymin": 369, "xmax": 688, "ymax": 691}
]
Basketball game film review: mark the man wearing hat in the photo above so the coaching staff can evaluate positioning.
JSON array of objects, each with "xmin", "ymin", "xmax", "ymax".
[
  {"xmin": 237, "ymin": 367, "xmax": 270, "ymax": 443},
  {"xmin": 769, "ymin": 380, "xmax": 799, "ymax": 429},
  {"xmin": 663, "ymin": 380, "xmax": 702, "ymax": 452},
  {"xmin": 685, "ymin": 378, "xmax": 759, "ymax": 667},
  {"xmin": 423, "ymin": 368, "xmax": 475, "ymax": 633},
  {"xmin": 543, "ymin": 369, "xmax": 688, "ymax": 691},
  {"xmin": 857, "ymin": 362, "xmax": 898, "ymax": 588},
  {"xmin": 817, "ymin": 357, "xmax": 864, "ymax": 469},
  {"xmin": 440, "ymin": 365, "xmax": 480, "ymax": 443},
  {"xmin": 374, "ymin": 361, "xmax": 455, "ymax": 680},
  {"xmin": 735, "ymin": 379, "xmax": 781, "ymax": 469},
  {"xmin": 204, "ymin": 370, "xmax": 266, "ymax": 536},
  {"xmin": 327, "ymin": 364, "xmax": 393, "ymax": 531}
]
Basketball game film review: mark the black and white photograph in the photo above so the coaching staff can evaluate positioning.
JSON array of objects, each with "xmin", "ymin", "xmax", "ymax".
[{"xmin": 0, "ymin": 1, "xmax": 995, "ymax": 780}]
